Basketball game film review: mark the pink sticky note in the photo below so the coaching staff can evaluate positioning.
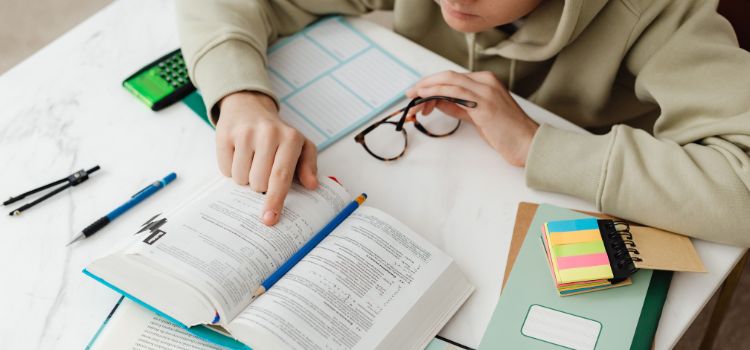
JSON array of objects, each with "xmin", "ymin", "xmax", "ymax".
[{"xmin": 556, "ymin": 253, "xmax": 610, "ymax": 270}]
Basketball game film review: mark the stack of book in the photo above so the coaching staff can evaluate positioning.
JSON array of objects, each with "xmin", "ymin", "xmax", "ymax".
[{"xmin": 479, "ymin": 203, "xmax": 706, "ymax": 350}]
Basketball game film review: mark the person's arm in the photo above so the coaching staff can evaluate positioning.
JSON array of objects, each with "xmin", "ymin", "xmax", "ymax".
[
  {"xmin": 175, "ymin": 0, "xmax": 392, "ymax": 225},
  {"xmin": 526, "ymin": 1, "xmax": 750, "ymax": 246}
]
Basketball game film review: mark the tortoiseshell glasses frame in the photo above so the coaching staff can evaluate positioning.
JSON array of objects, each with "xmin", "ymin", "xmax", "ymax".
[{"xmin": 354, "ymin": 96, "xmax": 477, "ymax": 161}]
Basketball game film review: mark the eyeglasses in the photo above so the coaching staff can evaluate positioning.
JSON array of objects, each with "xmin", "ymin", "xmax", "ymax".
[{"xmin": 354, "ymin": 96, "xmax": 477, "ymax": 161}]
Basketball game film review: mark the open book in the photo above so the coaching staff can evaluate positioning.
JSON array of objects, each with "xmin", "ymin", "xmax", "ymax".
[{"xmin": 84, "ymin": 177, "xmax": 474, "ymax": 350}]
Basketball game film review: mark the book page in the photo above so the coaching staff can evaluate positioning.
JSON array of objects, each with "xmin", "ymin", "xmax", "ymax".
[
  {"xmin": 228, "ymin": 206, "xmax": 456, "ymax": 350},
  {"xmin": 89, "ymin": 298, "xmax": 225, "ymax": 350},
  {"xmin": 125, "ymin": 177, "xmax": 351, "ymax": 324}
]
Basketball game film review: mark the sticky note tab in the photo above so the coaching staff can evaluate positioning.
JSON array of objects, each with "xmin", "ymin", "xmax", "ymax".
[
  {"xmin": 549, "ymin": 229, "xmax": 601, "ymax": 245},
  {"xmin": 556, "ymin": 253, "xmax": 610, "ymax": 270},
  {"xmin": 522, "ymin": 305, "xmax": 601, "ymax": 350},
  {"xmin": 552, "ymin": 240, "xmax": 607, "ymax": 257},
  {"xmin": 546, "ymin": 218, "xmax": 599, "ymax": 232},
  {"xmin": 558, "ymin": 264, "xmax": 613, "ymax": 283}
]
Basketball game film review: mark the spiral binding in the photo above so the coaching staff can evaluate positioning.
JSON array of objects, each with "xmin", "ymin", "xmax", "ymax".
[{"xmin": 606, "ymin": 221, "xmax": 642, "ymax": 274}]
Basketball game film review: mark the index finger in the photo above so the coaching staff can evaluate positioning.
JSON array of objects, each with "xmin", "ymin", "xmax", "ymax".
[{"xmin": 262, "ymin": 137, "xmax": 304, "ymax": 225}]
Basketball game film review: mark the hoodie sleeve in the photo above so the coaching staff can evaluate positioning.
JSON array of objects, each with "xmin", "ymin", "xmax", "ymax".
[
  {"xmin": 175, "ymin": 0, "xmax": 393, "ymax": 124},
  {"xmin": 525, "ymin": 1, "xmax": 750, "ymax": 246}
]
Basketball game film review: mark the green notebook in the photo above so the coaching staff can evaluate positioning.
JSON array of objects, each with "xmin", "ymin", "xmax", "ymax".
[{"xmin": 479, "ymin": 204, "xmax": 671, "ymax": 350}]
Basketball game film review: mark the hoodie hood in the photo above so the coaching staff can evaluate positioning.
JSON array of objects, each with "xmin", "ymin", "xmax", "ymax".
[{"xmin": 476, "ymin": 0, "xmax": 609, "ymax": 62}]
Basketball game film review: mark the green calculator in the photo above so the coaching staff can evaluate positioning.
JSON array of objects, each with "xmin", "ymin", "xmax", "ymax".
[{"xmin": 123, "ymin": 49, "xmax": 196, "ymax": 111}]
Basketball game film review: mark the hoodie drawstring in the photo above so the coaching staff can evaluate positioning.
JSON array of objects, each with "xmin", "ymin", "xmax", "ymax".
[
  {"xmin": 467, "ymin": 32, "xmax": 517, "ymax": 92},
  {"xmin": 467, "ymin": 32, "xmax": 476, "ymax": 72}
]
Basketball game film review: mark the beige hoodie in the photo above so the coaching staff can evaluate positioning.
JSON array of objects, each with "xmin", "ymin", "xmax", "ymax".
[{"xmin": 176, "ymin": 0, "xmax": 750, "ymax": 246}]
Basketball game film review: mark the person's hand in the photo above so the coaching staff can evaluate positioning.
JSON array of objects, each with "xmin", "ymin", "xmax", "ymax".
[
  {"xmin": 406, "ymin": 71, "xmax": 539, "ymax": 167},
  {"xmin": 216, "ymin": 91, "xmax": 318, "ymax": 225}
]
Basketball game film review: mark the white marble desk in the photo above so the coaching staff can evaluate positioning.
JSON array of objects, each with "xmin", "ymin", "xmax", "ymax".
[{"xmin": 0, "ymin": 1, "xmax": 744, "ymax": 349}]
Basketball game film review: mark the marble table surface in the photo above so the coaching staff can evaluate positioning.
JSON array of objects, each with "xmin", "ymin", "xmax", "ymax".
[{"xmin": 0, "ymin": 0, "xmax": 744, "ymax": 349}]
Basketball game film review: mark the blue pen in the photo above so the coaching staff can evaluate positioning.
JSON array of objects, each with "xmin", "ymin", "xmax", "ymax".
[
  {"xmin": 66, "ymin": 172, "xmax": 177, "ymax": 246},
  {"xmin": 252, "ymin": 193, "xmax": 367, "ymax": 298}
]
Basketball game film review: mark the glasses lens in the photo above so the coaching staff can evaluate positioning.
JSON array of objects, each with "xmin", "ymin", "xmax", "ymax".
[
  {"xmin": 364, "ymin": 122, "xmax": 406, "ymax": 160},
  {"xmin": 416, "ymin": 111, "xmax": 460, "ymax": 136}
]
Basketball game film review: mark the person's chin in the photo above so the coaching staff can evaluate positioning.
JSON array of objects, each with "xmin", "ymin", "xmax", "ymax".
[{"xmin": 440, "ymin": 7, "xmax": 487, "ymax": 33}]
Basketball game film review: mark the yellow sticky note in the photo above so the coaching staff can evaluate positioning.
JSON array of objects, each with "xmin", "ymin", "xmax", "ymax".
[
  {"xmin": 558, "ymin": 265, "xmax": 613, "ymax": 283},
  {"xmin": 549, "ymin": 229, "xmax": 601, "ymax": 246}
]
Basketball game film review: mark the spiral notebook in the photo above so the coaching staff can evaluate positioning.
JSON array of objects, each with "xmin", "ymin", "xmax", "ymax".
[
  {"xmin": 542, "ymin": 218, "xmax": 624, "ymax": 295},
  {"xmin": 542, "ymin": 215, "xmax": 706, "ymax": 296}
]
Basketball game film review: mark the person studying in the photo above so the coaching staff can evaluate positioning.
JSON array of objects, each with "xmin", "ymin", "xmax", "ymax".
[{"xmin": 176, "ymin": 0, "xmax": 750, "ymax": 250}]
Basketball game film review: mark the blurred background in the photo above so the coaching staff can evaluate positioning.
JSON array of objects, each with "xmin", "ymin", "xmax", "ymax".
[
  {"xmin": 1, "ymin": 1, "xmax": 748, "ymax": 349},
  {"xmin": 0, "ymin": 0, "xmax": 111, "ymax": 73},
  {"xmin": 0, "ymin": 0, "xmax": 394, "ymax": 74}
]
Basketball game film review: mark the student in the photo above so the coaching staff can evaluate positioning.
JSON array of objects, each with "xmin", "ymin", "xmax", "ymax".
[{"xmin": 176, "ymin": 0, "xmax": 750, "ymax": 246}]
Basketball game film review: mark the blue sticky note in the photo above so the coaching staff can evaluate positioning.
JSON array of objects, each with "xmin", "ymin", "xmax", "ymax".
[{"xmin": 546, "ymin": 218, "xmax": 599, "ymax": 232}]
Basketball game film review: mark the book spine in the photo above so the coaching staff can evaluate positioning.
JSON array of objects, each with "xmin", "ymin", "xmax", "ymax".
[
  {"xmin": 85, "ymin": 296, "xmax": 124, "ymax": 350},
  {"xmin": 629, "ymin": 270, "xmax": 673, "ymax": 350}
]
